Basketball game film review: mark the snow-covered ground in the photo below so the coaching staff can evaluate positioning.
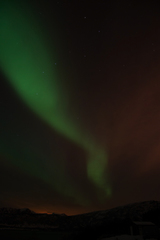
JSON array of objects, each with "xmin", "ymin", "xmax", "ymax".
[{"xmin": 101, "ymin": 235, "xmax": 144, "ymax": 240}]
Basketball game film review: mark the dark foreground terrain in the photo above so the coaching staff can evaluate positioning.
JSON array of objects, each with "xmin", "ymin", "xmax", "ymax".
[
  {"xmin": 0, "ymin": 229, "xmax": 65, "ymax": 240},
  {"xmin": 0, "ymin": 200, "xmax": 160, "ymax": 239}
]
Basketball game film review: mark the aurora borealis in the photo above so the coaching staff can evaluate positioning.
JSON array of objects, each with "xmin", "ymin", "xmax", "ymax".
[{"xmin": 1, "ymin": 0, "xmax": 160, "ymax": 215}]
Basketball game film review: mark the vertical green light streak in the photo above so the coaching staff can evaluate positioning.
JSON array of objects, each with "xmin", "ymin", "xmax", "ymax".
[{"xmin": 0, "ymin": 1, "xmax": 111, "ymax": 202}]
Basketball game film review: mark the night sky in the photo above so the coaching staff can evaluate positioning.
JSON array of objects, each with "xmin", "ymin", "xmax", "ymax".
[{"xmin": 1, "ymin": 0, "xmax": 160, "ymax": 215}]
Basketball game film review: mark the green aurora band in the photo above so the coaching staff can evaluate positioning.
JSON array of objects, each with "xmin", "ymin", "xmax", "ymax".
[{"xmin": 0, "ymin": 1, "xmax": 111, "ymax": 204}]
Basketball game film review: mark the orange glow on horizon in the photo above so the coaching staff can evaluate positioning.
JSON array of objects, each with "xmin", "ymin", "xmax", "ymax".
[{"xmin": 30, "ymin": 206, "xmax": 92, "ymax": 216}]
